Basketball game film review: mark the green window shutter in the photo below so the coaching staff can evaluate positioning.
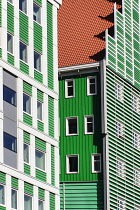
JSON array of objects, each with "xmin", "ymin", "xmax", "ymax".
[
  {"xmin": 34, "ymin": 0, "xmax": 42, "ymax": 6},
  {"xmin": 23, "ymin": 131, "xmax": 30, "ymax": 144},
  {"xmin": 19, "ymin": 11, "xmax": 29, "ymax": 44},
  {"xmin": 24, "ymin": 182, "xmax": 33, "ymax": 195},
  {"xmin": 36, "ymin": 169, "xmax": 46, "ymax": 182},
  {"xmin": 37, "ymin": 89, "xmax": 43, "ymax": 102},
  {"xmin": 50, "ymin": 192, "xmax": 55, "ymax": 210},
  {"xmin": 0, "ymin": 172, "xmax": 6, "ymax": 184},
  {"xmin": 34, "ymin": 70, "xmax": 43, "ymax": 84},
  {"xmin": 51, "ymin": 145, "xmax": 55, "ymax": 186},
  {"xmin": 47, "ymin": 2, "xmax": 54, "ymax": 90},
  {"xmin": 37, "ymin": 121, "xmax": 44, "ymax": 133},
  {"xmin": 48, "ymin": 96, "xmax": 54, "ymax": 138},
  {"xmin": 7, "ymin": 3, "xmax": 14, "ymax": 34},
  {"xmin": 11, "ymin": 177, "xmax": 18, "ymax": 189},
  {"xmin": 35, "ymin": 137, "xmax": 46, "ymax": 152},
  {"xmin": 24, "ymin": 164, "xmax": 30, "ymax": 175},
  {"xmin": 23, "ymin": 113, "xmax": 33, "ymax": 126},
  {"xmin": 34, "ymin": 22, "xmax": 42, "ymax": 53},
  {"xmin": 38, "ymin": 188, "xmax": 45, "ymax": 200},
  {"xmin": 23, "ymin": 81, "xmax": 32, "ymax": 95},
  {"xmin": 0, "ymin": 206, "xmax": 6, "ymax": 210},
  {"xmin": 0, "ymin": 49, "xmax": 2, "ymax": 58},
  {"xmin": 20, "ymin": 61, "xmax": 29, "ymax": 75},
  {"xmin": 7, "ymin": 53, "xmax": 14, "ymax": 66}
]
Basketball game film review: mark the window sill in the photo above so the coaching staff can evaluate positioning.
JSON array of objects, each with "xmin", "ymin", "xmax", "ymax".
[
  {"xmin": 23, "ymin": 111, "xmax": 32, "ymax": 117},
  {"xmin": 85, "ymin": 132, "xmax": 94, "ymax": 135},
  {"xmin": 87, "ymin": 93, "xmax": 97, "ymax": 96},
  {"xmin": 33, "ymin": 20, "xmax": 42, "ymax": 27},
  {"xmin": 35, "ymin": 167, "xmax": 46, "ymax": 173},
  {"xmin": 24, "ymin": 162, "xmax": 30, "ymax": 166},
  {"xmin": 65, "ymin": 96, "xmax": 75, "ymax": 99},
  {"xmin": 34, "ymin": 68, "xmax": 42, "ymax": 74},
  {"xmin": 66, "ymin": 172, "xmax": 79, "ymax": 174},
  {"xmin": 20, "ymin": 59, "xmax": 28, "ymax": 65},
  {"xmin": 19, "ymin": 9, "xmax": 28, "ymax": 17},
  {"xmin": 66, "ymin": 133, "xmax": 78, "ymax": 136},
  {"xmin": 37, "ymin": 119, "xmax": 43, "ymax": 123},
  {"xmin": 92, "ymin": 171, "xmax": 101, "ymax": 173},
  {"xmin": 7, "ymin": 51, "xmax": 14, "ymax": 56}
]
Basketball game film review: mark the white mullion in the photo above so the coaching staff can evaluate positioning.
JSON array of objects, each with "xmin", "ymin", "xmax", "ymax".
[
  {"xmin": 32, "ymin": 86, "xmax": 37, "ymax": 129},
  {"xmin": 17, "ymin": 129, "xmax": 24, "ymax": 172},
  {"xmin": 33, "ymin": 185, "xmax": 38, "ymax": 210},
  {"xmin": 55, "ymin": 146, "xmax": 59, "ymax": 188},
  {"xmin": 6, "ymin": 174, "xmax": 11, "ymax": 209},
  {"xmin": 46, "ymin": 143, "xmax": 51, "ymax": 184},
  {"xmin": 30, "ymin": 134, "xmax": 35, "ymax": 177},
  {"xmin": 18, "ymin": 180, "xmax": 24, "ymax": 210}
]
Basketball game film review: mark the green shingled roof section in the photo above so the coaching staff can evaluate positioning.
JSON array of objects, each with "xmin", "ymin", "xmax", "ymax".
[
  {"xmin": 35, "ymin": 137, "xmax": 46, "ymax": 151},
  {"xmin": 24, "ymin": 182, "xmax": 33, "ymax": 195},
  {"xmin": 7, "ymin": 2, "xmax": 14, "ymax": 34},
  {"xmin": 23, "ymin": 81, "xmax": 32, "ymax": 95},
  {"xmin": 11, "ymin": 177, "xmax": 18, "ymax": 189}
]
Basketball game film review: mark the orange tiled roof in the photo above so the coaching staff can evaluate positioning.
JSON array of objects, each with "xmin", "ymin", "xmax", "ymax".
[{"xmin": 58, "ymin": 0, "xmax": 121, "ymax": 67}]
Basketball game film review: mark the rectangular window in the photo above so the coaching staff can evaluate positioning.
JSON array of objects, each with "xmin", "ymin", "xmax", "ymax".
[
  {"xmin": 8, "ymin": 0, "xmax": 12, "ymax": 2},
  {"xmin": 116, "ymin": 121, "xmax": 124, "ymax": 139},
  {"xmin": 85, "ymin": 115, "xmax": 94, "ymax": 134},
  {"xmin": 117, "ymin": 198, "xmax": 125, "ymax": 210},
  {"xmin": 115, "ymin": 82, "xmax": 123, "ymax": 102},
  {"xmin": 66, "ymin": 117, "xmax": 78, "ymax": 135},
  {"xmin": 19, "ymin": 0, "xmax": 27, "ymax": 14},
  {"xmin": 133, "ymin": 169, "xmax": 140, "ymax": 186},
  {"xmin": 116, "ymin": 159, "xmax": 125, "ymax": 178},
  {"xmin": 37, "ymin": 101, "xmax": 42, "ymax": 121},
  {"xmin": 11, "ymin": 189, "xmax": 17, "ymax": 209},
  {"xmin": 20, "ymin": 42, "xmax": 27, "ymax": 63},
  {"xmin": 38, "ymin": 200, "xmax": 43, "ymax": 210},
  {"xmin": 4, "ymin": 132, "xmax": 17, "ymax": 152},
  {"xmin": 66, "ymin": 155, "xmax": 79, "ymax": 174},
  {"xmin": 65, "ymin": 79, "xmax": 74, "ymax": 98},
  {"xmin": 7, "ymin": 33, "xmax": 13, "ymax": 54},
  {"xmin": 132, "ymin": 132, "xmax": 139, "ymax": 150},
  {"xmin": 87, "ymin": 76, "xmax": 97, "ymax": 95},
  {"xmin": 0, "ymin": 185, "xmax": 4, "ymax": 205},
  {"xmin": 132, "ymin": 95, "xmax": 139, "ymax": 113},
  {"xmin": 33, "ymin": 3, "xmax": 41, "ymax": 24},
  {"xmin": 23, "ymin": 93, "xmax": 31, "ymax": 115},
  {"xmin": 24, "ymin": 194, "xmax": 32, "ymax": 210},
  {"xmin": 3, "ymin": 85, "xmax": 16, "ymax": 106},
  {"xmin": 35, "ymin": 149, "xmax": 45, "ymax": 171},
  {"xmin": 92, "ymin": 154, "xmax": 101, "ymax": 173},
  {"xmin": 24, "ymin": 144, "xmax": 29, "ymax": 163},
  {"xmin": 34, "ymin": 51, "xmax": 41, "ymax": 71}
]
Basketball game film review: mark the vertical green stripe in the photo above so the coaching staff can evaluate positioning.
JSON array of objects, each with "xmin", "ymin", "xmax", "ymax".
[
  {"xmin": 51, "ymin": 145, "xmax": 55, "ymax": 186},
  {"xmin": 11, "ymin": 177, "xmax": 18, "ymax": 189},
  {"xmin": 50, "ymin": 193, "xmax": 55, "ymax": 210},
  {"xmin": 24, "ymin": 182, "xmax": 33, "ymax": 195},
  {"xmin": 23, "ymin": 81, "xmax": 32, "ymax": 95},
  {"xmin": 48, "ymin": 96, "xmax": 54, "ymax": 138},
  {"xmin": 0, "ymin": 172, "xmax": 6, "ymax": 184},
  {"xmin": 34, "ymin": 22, "xmax": 42, "ymax": 53},
  {"xmin": 7, "ymin": 3, "xmax": 14, "ymax": 34},
  {"xmin": 19, "ymin": 11, "xmax": 29, "ymax": 44}
]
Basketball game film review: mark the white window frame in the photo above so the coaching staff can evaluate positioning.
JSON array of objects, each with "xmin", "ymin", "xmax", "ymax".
[
  {"xmin": 132, "ymin": 131, "xmax": 140, "ymax": 150},
  {"xmin": 84, "ymin": 115, "xmax": 94, "ymax": 134},
  {"xmin": 115, "ymin": 82, "xmax": 124, "ymax": 102},
  {"xmin": 132, "ymin": 94, "xmax": 139, "ymax": 113},
  {"xmin": 116, "ymin": 121, "xmax": 124, "ymax": 139},
  {"xmin": 133, "ymin": 168, "xmax": 140, "ymax": 186},
  {"xmin": 92, "ymin": 153, "xmax": 101, "ymax": 173},
  {"xmin": 37, "ymin": 100, "xmax": 43, "ymax": 121},
  {"xmin": 23, "ymin": 92, "xmax": 31, "ymax": 116},
  {"xmin": 116, "ymin": 159, "xmax": 125, "ymax": 178},
  {"xmin": 24, "ymin": 194, "xmax": 32, "ymax": 210},
  {"xmin": 87, "ymin": 76, "xmax": 97, "ymax": 96},
  {"xmin": 34, "ymin": 51, "xmax": 42, "ymax": 72},
  {"xmin": 35, "ymin": 148, "xmax": 46, "ymax": 172},
  {"xmin": 117, "ymin": 198, "xmax": 126, "ymax": 210},
  {"xmin": 19, "ymin": 0, "xmax": 27, "ymax": 14},
  {"xmin": 23, "ymin": 143, "xmax": 30, "ymax": 165},
  {"xmin": 66, "ymin": 155, "xmax": 79, "ymax": 174},
  {"xmin": 7, "ymin": 33, "xmax": 13, "ymax": 54},
  {"xmin": 11, "ymin": 188, "xmax": 18, "ymax": 210},
  {"xmin": 66, "ymin": 117, "xmax": 78, "ymax": 136},
  {"xmin": 20, "ymin": 41, "xmax": 28, "ymax": 63},
  {"xmin": 0, "ymin": 184, "xmax": 5, "ymax": 206},
  {"xmin": 65, "ymin": 79, "xmax": 74, "ymax": 98},
  {"xmin": 33, "ymin": 2, "xmax": 41, "ymax": 24}
]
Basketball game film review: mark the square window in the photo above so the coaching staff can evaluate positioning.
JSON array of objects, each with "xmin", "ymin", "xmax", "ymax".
[
  {"xmin": 115, "ymin": 82, "xmax": 124, "ymax": 102},
  {"xmin": 11, "ymin": 189, "xmax": 17, "ymax": 209},
  {"xmin": 20, "ymin": 42, "xmax": 27, "ymax": 63},
  {"xmin": 8, "ymin": 0, "xmax": 12, "ymax": 3},
  {"xmin": 92, "ymin": 154, "xmax": 101, "ymax": 173},
  {"xmin": 116, "ymin": 159, "xmax": 125, "ymax": 178},
  {"xmin": 4, "ymin": 132, "xmax": 17, "ymax": 152},
  {"xmin": 38, "ymin": 200, "xmax": 43, "ymax": 210},
  {"xmin": 66, "ymin": 117, "xmax": 78, "ymax": 136},
  {"xmin": 133, "ymin": 169, "xmax": 140, "ymax": 186},
  {"xmin": 3, "ymin": 85, "xmax": 16, "ymax": 106},
  {"xmin": 116, "ymin": 121, "xmax": 124, "ymax": 139},
  {"xmin": 34, "ymin": 51, "xmax": 41, "ymax": 71},
  {"xmin": 132, "ymin": 95, "xmax": 139, "ymax": 113},
  {"xmin": 0, "ymin": 185, "xmax": 4, "ymax": 205},
  {"xmin": 35, "ymin": 149, "xmax": 45, "ymax": 171},
  {"xmin": 85, "ymin": 115, "xmax": 94, "ymax": 134},
  {"xmin": 33, "ymin": 3, "xmax": 41, "ymax": 24},
  {"xmin": 23, "ymin": 93, "xmax": 31, "ymax": 115},
  {"xmin": 65, "ymin": 79, "xmax": 74, "ymax": 98},
  {"xmin": 7, "ymin": 33, "xmax": 13, "ymax": 54},
  {"xmin": 24, "ymin": 194, "xmax": 32, "ymax": 210},
  {"xmin": 117, "ymin": 198, "xmax": 126, "ymax": 210},
  {"xmin": 87, "ymin": 76, "xmax": 97, "ymax": 95},
  {"xmin": 66, "ymin": 155, "xmax": 79, "ymax": 174},
  {"xmin": 132, "ymin": 132, "xmax": 140, "ymax": 150},
  {"xmin": 37, "ymin": 101, "xmax": 42, "ymax": 121},
  {"xmin": 19, "ymin": 0, "xmax": 27, "ymax": 14},
  {"xmin": 24, "ymin": 143, "xmax": 29, "ymax": 163}
]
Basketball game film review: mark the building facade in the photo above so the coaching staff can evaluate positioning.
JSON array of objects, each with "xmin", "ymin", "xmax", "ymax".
[
  {"xmin": 0, "ymin": 0, "xmax": 61, "ymax": 209},
  {"xmin": 58, "ymin": 0, "xmax": 140, "ymax": 209}
]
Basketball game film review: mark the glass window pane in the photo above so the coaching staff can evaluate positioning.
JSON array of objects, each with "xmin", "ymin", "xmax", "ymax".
[
  {"xmin": 4, "ymin": 132, "xmax": 17, "ymax": 152},
  {"xmin": 35, "ymin": 150, "xmax": 45, "ymax": 170},
  {"xmin": 69, "ymin": 156, "xmax": 78, "ymax": 172},
  {"xmin": 7, "ymin": 33, "xmax": 13, "ymax": 54},
  {"xmin": 38, "ymin": 200, "xmax": 43, "ymax": 210},
  {"xmin": 90, "ymin": 84, "xmax": 95, "ymax": 94},
  {"xmin": 11, "ymin": 189, "xmax": 17, "ymax": 209},
  {"xmin": 23, "ymin": 93, "xmax": 31, "ymax": 114},
  {"xmin": 19, "ymin": 0, "xmax": 27, "ymax": 14},
  {"xmin": 24, "ymin": 195, "xmax": 32, "ymax": 210},
  {"xmin": 68, "ymin": 118, "xmax": 77, "ymax": 134},
  {"xmin": 24, "ymin": 144, "xmax": 29, "ymax": 163},
  {"xmin": 33, "ymin": 4, "xmax": 41, "ymax": 24},
  {"xmin": 0, "ymin": 185, "xmax": 4, "ymax": 205},
  {"xmin": 37, "ymin": 101, "xmax": 42, "ymax": 121},
  {"xmin": 8, "ymin": 0, "xmax": 12, "ymax": 2},
  {"xmin": 3, "ymin": 86, "xmax": 16, "ymax": 106},
  {"xmin": 20, "ymin": 42, "xmax": 27, "ymax": 63},
  {"xmin": 34, "ymin": 51, "xmax": 41, "ymax": 71}
]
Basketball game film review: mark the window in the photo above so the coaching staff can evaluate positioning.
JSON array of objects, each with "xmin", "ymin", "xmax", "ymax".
[
  {"xmin": 92, "ymin": 154, "xmax": 101, "ymax": 173},
  {"xmin": 65, "ymin": 79, "xmax": 74, "ymax": 98},
  {"xmin": 34, "ymin": 51, "xmax": 41, "ymax": 71},
  {"xmin": 115, "ymin": 82, "xmax": 123, "ymax": 102},
  {"xmin": 4, "ymin": 132, "xmax": 17, "ymax": 152},
  {"xmin": 33, "ymin": 3, "xmax": 41, "ymax": 24},
  {"xmin": 8, "ymin": 0, "xmax": 12, "ymax": 2},
  {"xmin": 3, "ymin": 85, "xmax": 16, "ymax": 106},
  {"xmin": 24, "ymin": 144, "xmax": 29, "ymax": 163},
  {"xmin": 11, "ymin": 189, "xmax": 17, "ymax": 209},
  {"xmin": 66, "ymin": 155, "xmax": 79, "ymax": 174},
  {"xmin": 7, "ymin": 33, "xmax": 13, "ymax": 54},
  {"xmin": 132, "ymin": 132, "xmax": 140, "ymax": 149},
  {"xmin": 116, "ymin": 121, "xmax": 124, "ymax": 139},
  {"xmin": 117, "ymin": 198, "xmax": 125, "ymax": 210},
  {"xmin": 132, "ymin": 95, "xmax": 139, "ymax": 113},
  {"xmin": 19, "ymin": 0, "xmax": 27, "ymax": 14},
  {"xmin": 66, "ymin": 117, "xmax": 78, "ymax": 135},
  {"xmin": 38, "ymin": 200, "xmax": 43, "ymax": 210},
  {"xmin": 24, "ymin": 194, "xmax": 32, "ymax": 210},
  {"xmin": 35, "ymin": 149, "xmax": 45, "ymax": 171},
  {"xmin": 20, "ymin": 42, "xmax": 27, "ymax": 63},
  {"xmin": 133, "ymin": 169, "xmax": 140, "ymax": 186},
  {"xmin": 23, "ymin": 93, "xmax": 31, "ymax": 114},
  {"xmin": 87, "ymin": 76, "xmax": 97, "ymax": 95},
  {"xmin": 116, "ymin": 159, "xmax": 125, "ymax": 178},
  {"xmin": 84, "ymin": 115, "xmax": 94, "ymax": 134},
  {"xmin": 37, "ymin": 101, "xmax": 42, "ymax": 121},
  {"xmin": 0, "ymin": 185, "xmax": 4, "ymax": 205}
]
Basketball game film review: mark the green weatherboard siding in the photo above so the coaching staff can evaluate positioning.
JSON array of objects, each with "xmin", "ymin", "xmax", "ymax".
[
  {"xmin": 20, "ymin": 61, "xmax": 29, "ymax": 75},
  {"xmin": 36, "ymin": 169, "xmax": 46, "ymax": 182},
  {"xmin": 34, "ymin": 70, "xmax": 43, "ymax": 84},
  {"xmin": 24, "ymin": 164, "xmax": 31, "ymax": 175},
  {"xmin": 7, "ymin": 3, "xmax": 14, "ymax": 34},
  {"xmin": 59, "ymin": 73, "xmax": 103, "ymax": 182},
  {"xmin": 19, "ymin": 12, "xmax": 28, "ymax": 44},
  {"xmin": 48, "ymin": 96, "xmax": 54, "ymax": 138},
  {"xmin": 38, "ymin": 188, "xmax": 45, "ymax": 200},
  {"xmin": 37, "ymin": 89, "xmax": 43, "ymax": 102},
  {"xmin": 7, "ymin": 53, "xmax": 14, "ymax": 66},
  {"xmin": 51, "ymin": 145, "xmax": 55, "ymax": 186},
  {"xmin": 37, "ymin": 121, "xmax": 44, "ymax": 132},
  {"xmin": 24, "ymin": 182, "xmax": 33, "ymax": 195},
  {"xmin": 47, "ymin": 2, "xmax": 54, "ymax": 90},
  {"xmin": 23, "ymin": 113, "xmax": 32, "ymax": 126},
  {"xmin": 35, "ymin": 137, "xmax": 46, "ymax": 151},
  {"xmin": 0, "ymin": 172, "xmax": 6, "ymax": 183},
  {"xmin": 23, "ymin": 131, "xmax": 30, "ymax": 144},
  {"xmin": 50, "ymin": 193, "xmax": 55, "ymax": 210},
  {"xmin": 23, "ymin": 81, "xmax": 32, "ymax": 95},
  {"xmin": 34, "ymin": 22, "xmax": 42, "ymax": 53},
  {"xmin": 11, "ymin": 177, "xmax": 18, "ymax": 189}
]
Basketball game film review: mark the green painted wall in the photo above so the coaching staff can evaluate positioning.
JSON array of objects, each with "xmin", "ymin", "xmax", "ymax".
[{"xmin": 59, "ymin": 72, "xmax": 103, "ymax": 182}]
